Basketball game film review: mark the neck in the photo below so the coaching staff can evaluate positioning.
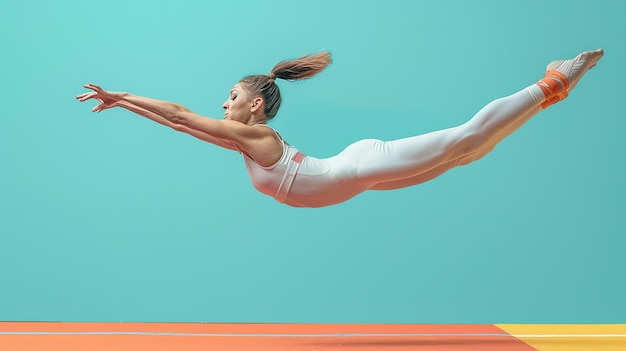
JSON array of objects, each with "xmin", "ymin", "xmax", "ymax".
[{"xmin": 247, "ymin": 114, "xmax": 267, "ymax": 126}]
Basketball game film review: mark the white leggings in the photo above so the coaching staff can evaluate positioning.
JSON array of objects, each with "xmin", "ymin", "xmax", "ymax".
[
  {"xmin": 353, "ymin": 84, "xmax": 545, "ymax": 190},
  {"xmin": 286, "ymin": 84, "xmax": 546, "ymax": 207}
]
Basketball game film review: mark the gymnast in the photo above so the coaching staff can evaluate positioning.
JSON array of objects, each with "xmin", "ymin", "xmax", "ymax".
[{"xmin": 76, "ymin": 49, "xmax": 604, "ymax": 207}]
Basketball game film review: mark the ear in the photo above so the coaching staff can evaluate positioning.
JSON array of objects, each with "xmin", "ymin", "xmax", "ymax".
[{"xmin": 250, "ymin": 97, "xmax": 264, "ymax": 113}]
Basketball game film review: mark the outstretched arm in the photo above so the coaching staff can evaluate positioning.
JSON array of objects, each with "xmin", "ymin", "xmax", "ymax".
[
  {"xmin": 116, "ymin": 100, "xmax": 238, "ymax": 150},
  {"xmin": 76, "ymin": 83, "xmax": 242, "ymax": 150}
]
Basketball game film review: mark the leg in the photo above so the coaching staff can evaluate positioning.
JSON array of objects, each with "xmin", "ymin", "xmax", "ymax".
[
  {"xmin": 370, "ymin": 160, "xmax": 458, "ymax": 190},
  {"xmin": 356, "ymin": 49, "xmax": 604, "ymax": 190},
  {"xmin": 369, "ymin": 92, "xmax": 543, "ymax": 190},
  {"xmin": 370, "ymin": 101, "xmax": 541, "ymax": 190},
  {"xmin": 350, "ymin": 85, "xmax": 543, "ymax": 189},
  {"xmin": 440, "ymin": 49, "xmax": 604, "ymax": 166}
]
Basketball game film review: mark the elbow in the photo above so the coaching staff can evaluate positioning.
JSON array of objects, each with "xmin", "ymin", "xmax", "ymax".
[
  {"xmin": 170, "ymin": 123, "xmax": 185, "ymax": 133},
  {"xmin": 170, "ymin": 106, "xmax": 188, "ymax": 125}
]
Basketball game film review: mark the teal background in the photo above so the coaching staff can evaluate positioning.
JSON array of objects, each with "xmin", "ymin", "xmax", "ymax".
[{"xmin": 1, "ymin": 0, "xmax": 624, "ymax": 324}]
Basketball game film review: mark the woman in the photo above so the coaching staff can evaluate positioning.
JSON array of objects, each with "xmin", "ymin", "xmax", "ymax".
[{"xmin": 76, "ymin": 49, "xmax": 604, "ymax": 208}]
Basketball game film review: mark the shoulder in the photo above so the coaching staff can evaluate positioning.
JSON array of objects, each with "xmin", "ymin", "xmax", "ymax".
[
  {"xmin": 253, "ymin": 124, "xmax": 284, "ymax": 140},
  {"xmin": 237, "ymin": 124, "xmax": 285, "ymax": 167}
]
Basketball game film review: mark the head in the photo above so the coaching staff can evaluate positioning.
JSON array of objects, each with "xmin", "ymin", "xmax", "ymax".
[{"xmin": 222, "ymin": 51, "xmax": 332, "ymax": 124}]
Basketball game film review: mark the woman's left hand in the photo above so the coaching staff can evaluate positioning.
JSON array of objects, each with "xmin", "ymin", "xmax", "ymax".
[{"xmin": 76, "ymin": 83, "xmax": 126, "ymax": 113}]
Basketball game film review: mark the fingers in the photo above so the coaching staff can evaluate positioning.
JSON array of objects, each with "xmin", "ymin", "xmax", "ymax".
[
  {"xmin": 83, "ymin": 83, "xmax": 102, "ymax": 92},
  {"xmin": 92, "ymin": 103, "xmax": 106, "ymax": 113},
  {"xmin": 76, "ymin": 83, "xmax": 102, "ymax": 99},
  {"xmin": 76, "ymin": 83, "xmax": 101, "ymax": 101},
  {"xmin": 78, "ymin": 83, "xmax": 108, "ymax": 113},
  {"xmin": 75, "ymin": 92, "xmax": 95, "ymax": 102}
]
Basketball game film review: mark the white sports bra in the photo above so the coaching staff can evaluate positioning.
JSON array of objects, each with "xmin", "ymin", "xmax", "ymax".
[
  {"xmin": 240, "ymin": 125, "xmax": 359, "ymax": 207},
  {"xmin": 241, "ymin": 125, "xmax": 306, "ymax": 203}
]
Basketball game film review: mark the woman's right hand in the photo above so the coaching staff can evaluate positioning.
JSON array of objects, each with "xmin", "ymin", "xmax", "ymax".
[{"xmin": 76, "ymin": 83, "xmax": 126, "ymax": 113}]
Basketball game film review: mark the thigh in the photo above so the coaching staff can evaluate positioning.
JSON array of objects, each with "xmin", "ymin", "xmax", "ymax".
[
  {"xmin": 369, "ymin": 160, "xmax": 458, "ymax": 190},
  {"xmin": 334, "ymin": 128, "xmax": 472, "ymax": 186}
]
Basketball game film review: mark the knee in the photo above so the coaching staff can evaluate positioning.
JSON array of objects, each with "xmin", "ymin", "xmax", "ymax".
[
  {"xmin": 456, "ymin": 143, "xmax": 494, "ymax": 166},
  {"xmin": 453, "ymin": 125, "xmax": 490, "ymax": 158}
]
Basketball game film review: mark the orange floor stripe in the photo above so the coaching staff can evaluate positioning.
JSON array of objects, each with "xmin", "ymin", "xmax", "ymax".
[{"xmin": 0, "ymin": 322, "xmax": 536, "ymax": 351}]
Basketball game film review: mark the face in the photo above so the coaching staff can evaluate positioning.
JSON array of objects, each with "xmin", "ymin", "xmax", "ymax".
[{"xmin": 222, "ymin": 83, "xmax": 254, "ymax": 123}]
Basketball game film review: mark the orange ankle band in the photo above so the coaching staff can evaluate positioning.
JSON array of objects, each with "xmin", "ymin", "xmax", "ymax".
[
  {"xmin": 537, "ymin": 70, "xmax": 570, "ymax": 108},
  {"xmin": 541, "ymin": 95, "xmax": 561, "ymax": 109}
]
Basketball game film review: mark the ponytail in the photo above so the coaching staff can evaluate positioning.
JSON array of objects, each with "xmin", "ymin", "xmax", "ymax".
[
  {"xmin": 270, "ymin": 51, "xmax": 332, "ymax": 81},
  {"xmin": 239, "ymin": 51, "xmax": 332, "ymax": 120}
]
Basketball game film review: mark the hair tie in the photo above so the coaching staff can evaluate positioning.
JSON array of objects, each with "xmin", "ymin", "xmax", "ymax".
[{"xmin": 268, "ymin": 72, "xmax": 276, "ymax": 81}]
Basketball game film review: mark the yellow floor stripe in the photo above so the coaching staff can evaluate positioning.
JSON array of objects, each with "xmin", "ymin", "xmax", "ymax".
[{"xmin": 496, "ymin": 324, "xmax": 626, "ymax": 351}]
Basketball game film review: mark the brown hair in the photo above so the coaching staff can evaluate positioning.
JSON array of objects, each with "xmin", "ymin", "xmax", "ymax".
[{"xmin": 239, "ymin": 51, "xmax": 332, "ymax": 120}]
